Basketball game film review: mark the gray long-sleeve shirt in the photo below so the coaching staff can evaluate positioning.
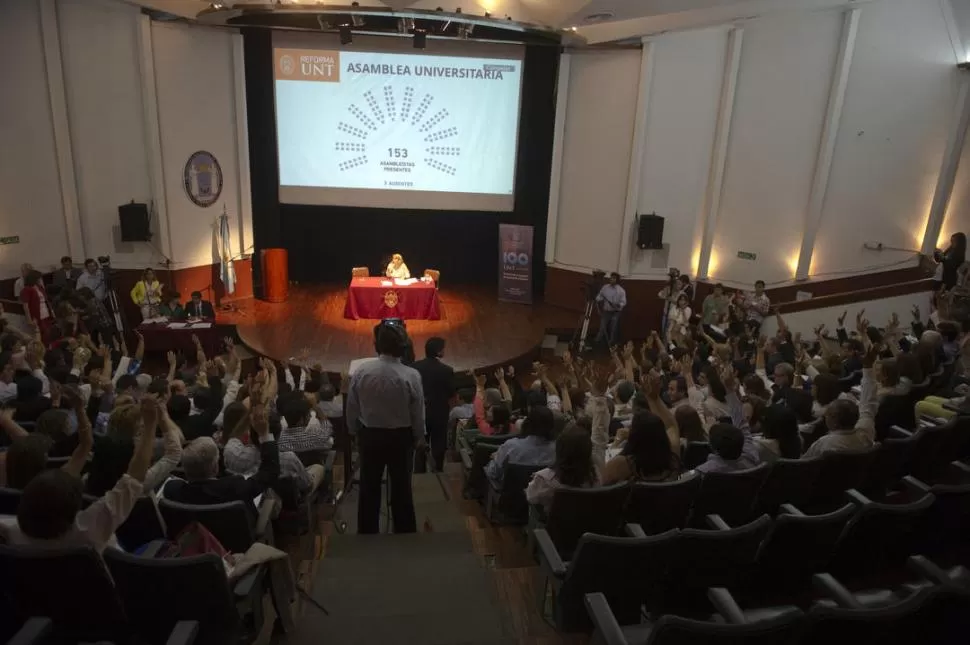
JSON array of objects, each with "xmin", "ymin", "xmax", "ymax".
[{"xmin": 346, "ymin": 355, "xmax": 426, "ymax": 442}]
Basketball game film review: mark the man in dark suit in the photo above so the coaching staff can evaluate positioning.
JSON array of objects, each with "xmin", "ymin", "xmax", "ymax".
[
  {"xmin": 411, "ymin": 336, "xmax": 454, "ymax": 472},
  {"xmin": 51, "ymin": 256, "xmax": 81, "ymax": 294},
  {"xmin": 163, "ymin": 403, "xmax": 280, "ymax": 515},
  {"xmin": 185, "ymin": 290, "xmax": 215, "ymax": 319}
]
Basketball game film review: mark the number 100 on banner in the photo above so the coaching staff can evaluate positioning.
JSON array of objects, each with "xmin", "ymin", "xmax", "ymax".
[{"xmin": 498, "ymin": 224, "xmax": 533, "ymax": 305}]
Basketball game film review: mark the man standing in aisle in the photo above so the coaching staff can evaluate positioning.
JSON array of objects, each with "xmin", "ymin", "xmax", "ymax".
[
  {"xmin": 346, "ymin": 322, "xmax": 427, "ymax": 534},
  {"xmin": 595, "ymin": 272, "xmax": 627, "ymax": 347},
  {"xmin": 412, "ymin": 336, "xmax": 454, "ymax": 473}
]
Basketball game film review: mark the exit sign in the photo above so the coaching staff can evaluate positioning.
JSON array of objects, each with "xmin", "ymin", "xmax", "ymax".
[
  {"xmin": 0, "ymin": 236, "xmax": 20, "ymax": 245},
  {"xmin": 737, "ymin": 250, "xmax": 757, "ymax": 261}
]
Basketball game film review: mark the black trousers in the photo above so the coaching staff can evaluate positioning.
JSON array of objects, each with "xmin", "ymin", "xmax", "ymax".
[
  {"xmin": 357, "ymin": 426, "xmax": 417, "ymax": 534},
  {"xmin": 427, "ymin": 414, "xmax": 448, "ymax": 473}
]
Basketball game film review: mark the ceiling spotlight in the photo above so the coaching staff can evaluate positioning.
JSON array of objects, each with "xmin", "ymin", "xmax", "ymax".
[
  {"xmin": 339, "ymin": 23, "xmax": 352, "ymax": 45},
  {"xmin": 457, "ymin": 23, "xmax": 474, "ymax": 39},
  {"xmin": 413, "ymin": 28, "xmax": 427, "ymax": 49}
]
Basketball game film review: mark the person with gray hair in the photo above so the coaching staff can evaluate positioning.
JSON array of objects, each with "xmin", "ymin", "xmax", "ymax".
[
  {"xmin": 163, "ymin": 403, "xmax": 279, "ymax": 515},
  {"xmin": 803, "ymin": 345, "xmax": 879, "ymax": 458}
]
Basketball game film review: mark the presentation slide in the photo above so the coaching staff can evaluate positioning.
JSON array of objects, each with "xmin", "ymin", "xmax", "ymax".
[{"xmin": 273, "ymin": 41, "xmax": 524, "ymax": 211}]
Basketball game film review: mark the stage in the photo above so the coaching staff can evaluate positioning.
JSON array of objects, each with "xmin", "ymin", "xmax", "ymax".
[{"xmin": 216, "ymin": 284, "xmax": 577, "ymax": 373}]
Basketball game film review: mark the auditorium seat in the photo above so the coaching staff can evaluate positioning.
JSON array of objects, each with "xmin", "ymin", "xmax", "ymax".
[
  {"xmin": 463, "ymin": 441, "xmax": 504, "ymax": 500},
  {"xmin": 689, "ymin": 463, "xmax": 769, "ymax": 527},
  {"xmin": 829, "ymin": 489, "xmax": 935, "ymax": 580},
  {"xmin": 114, "ymin": 496, "xmax": 167, "ymax": 553},
  {"xmin": 539, "ymin": 482, "xmax": 628, "ymax": 557},
  {"xmin": 158, "ymin": 498, "xmax": 265, "ymax": 553},
  {"xmin": 535, "ymin": 526, "xmax": 679, "ymax": 632},
  {"xmin": 901, "ymin": 474, "xmax": 970, "ymax": 562},
  {"xmin": 806, "ymin": 447, "xmax": 878, "ymax": 512},
  {"xmin": 753, "ymin": 457, "xmax": 822, "ymax": 516},
  {"xmin": 0, "ymin": 545, "xmax": 129, "ymax": 644},
  {"xmin": 423, "ymin": 268, "xmax": 440, "ymax": 284},
  {"xmin": 624, "ymin": 472, "xmax": 700, "ymax": 535},
  {"xmin": 104, "ymin": 549, "xmax": 258, "ymax": 645},
  {"xmin": 863, "ymin": 435, "xmax": 917, "ymax": 499},
  {"xmin": 666, "ymin": 514, "xmax": 772, "ymax": 614},
  {"xmin": 485, "ymin": 463, "xmax": 546, "ymax": 524},
  {"xmin": 6, "ymin": 617, "xmax": 200, "ymax": 645},
  {"xmin": 890, "ymin": 422, "xmax": 952, "ymax": 484},
  {"xmin": 745, "ymin": 503, "xmax": 855, "ymax": 600},
  {"xmin": 351, "ymin": 266, "xmax": 369, "ymax": 278},
  {"xmin": 584, "ymin": 588, "xmax": 804, "ymax": 645}
]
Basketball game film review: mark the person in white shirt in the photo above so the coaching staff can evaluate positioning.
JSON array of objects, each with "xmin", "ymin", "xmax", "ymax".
[
  {"xmin": 666, "ymin": 294, "xmax": 692, "ymax": 344},
  {"xmin": 76, "ymin": 259, "xmax": 107, "ymax": 302},
  {"xmin": 13, "ymin": 263, "xmax": 32, "ymax": 300},
  {"xmin": 385, "ymin": 253, "xmax": 411, "ymax": 280},
  {"xmin": 0, "ymin": 350, "xmax": 20, "ymax": 404}
]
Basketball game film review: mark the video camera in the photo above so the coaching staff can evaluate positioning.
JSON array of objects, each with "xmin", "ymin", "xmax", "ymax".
[{"xmin": 583, "ymin": 269, "xmax": 607, "ymax": 303}]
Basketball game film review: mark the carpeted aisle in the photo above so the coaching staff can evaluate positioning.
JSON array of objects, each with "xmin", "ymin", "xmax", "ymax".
[{"xmin": 290, "ymin": 472, "xmax": 517, "ymax": 645}]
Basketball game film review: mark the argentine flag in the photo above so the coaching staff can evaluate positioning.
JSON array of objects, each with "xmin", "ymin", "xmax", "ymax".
[{"xmin": 219, "ymin": 208, "xmax": 236, "ymax": 295}]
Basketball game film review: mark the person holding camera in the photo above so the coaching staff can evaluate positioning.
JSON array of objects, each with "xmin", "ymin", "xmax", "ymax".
[
  {"xmin": 595, "ymin": 272, "xmax": 627, "ymax": 347},
  {"xmin": 346, "ymin": 322, "xmax": 427, "ymax": 534}
]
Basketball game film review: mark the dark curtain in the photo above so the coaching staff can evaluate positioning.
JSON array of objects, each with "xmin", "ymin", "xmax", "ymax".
[{"xmin": 244, "ymin": 29, "xmax": 559, "ymax": 296}]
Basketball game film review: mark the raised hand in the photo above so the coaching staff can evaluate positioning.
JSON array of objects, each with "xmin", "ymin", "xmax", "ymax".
[
  {"xmin": 167, "ymin": 350, "xmax": 176, "ymax": 367},
  {"xmin": 640, "ymin": 370, "xmax": 662, "ymax": 400},
  {"xmin": 837, "ymin": 310, "xmax": 848, "ymax": 327},
  {"xmin": 191, "ymin": 334, "xmax": 201, "ymax": 348},
  {"xmin": 474, "ymin": 372, "xmax": 487, "ymax": 389},
  {"xmin": 494, "ymin": 367, "xmax": 505, "ymax": 383},
  {"xmin": 251, "ymin": 403, "xmax": 270, "ymax": 438},
  {"xmin": 863, "ymin": 343, "xmax": 881, "ymax": 368},
  {"xmin": 911, "ymin": 305, "xmax": 921, "ymax": 321},
  {"xmin": 720, "ymin": 365, "xmax": 738, "ymax": 392}
]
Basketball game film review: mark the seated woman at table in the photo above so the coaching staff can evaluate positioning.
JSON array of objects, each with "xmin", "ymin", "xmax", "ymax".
[
  {"xmin": 385, "ymin": 253, "xmax": 411, "ymax": 280},
  {"xmin": 159, "ymin": 291, "xmax": 185, "ymax": 320},
  {"xmin": 130, "ymin": 268, "xmax": 163, "ymax": 320}
]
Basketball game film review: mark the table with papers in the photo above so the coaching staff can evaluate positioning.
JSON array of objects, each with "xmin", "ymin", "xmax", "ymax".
[
  {"xmin": 343, "ymin": 277, "xmax": 441, "ymax": 321},
  {"xmin": 137, "ymin": 319, "xmax": 230, "ymax": 357}
]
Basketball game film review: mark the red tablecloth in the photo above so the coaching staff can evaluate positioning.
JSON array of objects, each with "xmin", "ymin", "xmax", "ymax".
[
  {"xmin": 343, "ymin": 277, "xmax": 441, "ymax": 321},
  {"xmin": 137, "ymin": 322, "xmax": 230, "ymax": 358}
]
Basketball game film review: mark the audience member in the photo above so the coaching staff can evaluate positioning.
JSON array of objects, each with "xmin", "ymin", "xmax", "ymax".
[
  {"xmin": 485, "ymin": 406, "xmax": 556, "ymax": 488},
  {"xmin": 0, "ymin": 397, "xmax": 157, "ymax": 552},
  {"xmin": 525, "ymin": 424, "xmax": 600, "ymax": 512},
  {"xmin": 412, "ymin": 336, "xmax": 455, "ymax": 472}
]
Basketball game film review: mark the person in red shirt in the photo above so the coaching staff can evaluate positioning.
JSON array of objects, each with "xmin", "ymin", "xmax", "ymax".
[{"xmin": 21, "ymin": 271, "xmax": 54, "ymax": 342}]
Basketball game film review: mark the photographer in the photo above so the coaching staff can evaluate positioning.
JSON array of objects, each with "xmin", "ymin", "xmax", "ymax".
[
  {"xmin": 346, "ymin": 322, "xmax": 427, "ymax": 534},
  {"xmin": 595, "ymin": 272, "xmax": 626, "ymax": 347}
]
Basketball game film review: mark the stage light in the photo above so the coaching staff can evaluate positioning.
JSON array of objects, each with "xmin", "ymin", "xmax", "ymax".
[
  {"xmin": 339, "ymin": 24, "xmax": 352, "ymax": 45},
  {"xmin": 413, "ymin": 28, "xmax": 427, "ymax": 49}
]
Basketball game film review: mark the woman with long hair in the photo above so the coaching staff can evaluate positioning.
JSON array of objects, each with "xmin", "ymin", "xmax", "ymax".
[
  {"xmin": 602, "ymin": 410, "xmax": 680, "ymax": 484},
  {"xmin": 525, "ymin": 424, "xmax": 600, "ymax": 512},
  {"xmin": 756, "ymin": 405, "xmax": 801, "ymax": 462}
]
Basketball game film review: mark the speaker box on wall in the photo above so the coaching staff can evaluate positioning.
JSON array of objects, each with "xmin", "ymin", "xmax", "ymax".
[
  {"xmin": 119, "ymin": 203, "xmax": 151, "ymax": 242},
  {"xmin": 637, "ymin": 213, "xmax": 665, "ymax": 250}
]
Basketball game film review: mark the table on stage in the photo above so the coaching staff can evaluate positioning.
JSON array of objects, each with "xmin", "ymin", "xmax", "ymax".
[
  {"xmin": 137, "ymin": 321, "xmax": 229, "ymax": 357},
  {"xmin": 343, "ymin": 277, "xmax": 441, "ymax": 321}
]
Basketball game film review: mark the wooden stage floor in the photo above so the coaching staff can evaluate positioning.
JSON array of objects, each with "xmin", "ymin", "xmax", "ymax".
[{"xmin": 217, "ymin": 284, "xmax": 577, "ymax": 373}]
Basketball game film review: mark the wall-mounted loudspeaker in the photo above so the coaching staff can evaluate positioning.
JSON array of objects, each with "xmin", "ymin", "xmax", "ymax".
[
  {"xmin": 119, "ymin": 202, "xmax": 151, "ymax": 242},
  {"xmin": 636, "ymin": 213, "xmax": 664, "ymax": 250}
]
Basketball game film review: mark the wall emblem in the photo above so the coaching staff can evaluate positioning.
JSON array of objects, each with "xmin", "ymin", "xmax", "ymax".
[
  {"xmin": 383, "ymin": 290, "xmax": 399, "ymax": 308},
  {"xmin": 183, "ymin": 150, "xmax": 223, "ymax": 208}
]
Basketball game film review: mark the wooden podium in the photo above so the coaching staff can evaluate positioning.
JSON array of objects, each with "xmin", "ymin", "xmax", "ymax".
[{"xmin": 261, "ymin": 248, "xmax": 288, "ymax": 303}]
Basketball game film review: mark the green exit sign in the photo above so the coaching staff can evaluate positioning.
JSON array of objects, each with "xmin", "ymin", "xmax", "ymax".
[
  {"xmin": 0, "ymin": 236, "xmax": 20, "ymax": 245},
  {"xmin": 737, "ymin": 250, "xmax": 757, "ymax": 261}
]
